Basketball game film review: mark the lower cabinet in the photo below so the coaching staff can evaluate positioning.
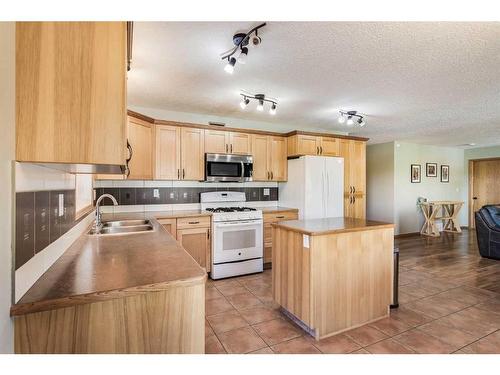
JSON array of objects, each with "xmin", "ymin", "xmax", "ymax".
[
  {"xmin": 263, "ymin": 210, "xmax": 299, "ymax": 266},
  {"xmin": 158, "ymin": 216, "xmax": 211, "ymax": 273}
]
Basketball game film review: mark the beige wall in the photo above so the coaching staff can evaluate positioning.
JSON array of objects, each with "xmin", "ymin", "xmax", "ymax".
[{"xmin": 0, "ymin": 21, "xmax": 15, "ymax": 353}]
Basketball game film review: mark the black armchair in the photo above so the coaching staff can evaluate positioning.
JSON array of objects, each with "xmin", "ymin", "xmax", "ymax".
[{"xmin": 475, "ymin": 205, "xmax": 500, "ymax": 260}]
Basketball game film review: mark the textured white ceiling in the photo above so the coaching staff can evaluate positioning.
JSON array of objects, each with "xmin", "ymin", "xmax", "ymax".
[{"xmin": 128, "ymin": 22, "xmax": 500, "ymax": 146}]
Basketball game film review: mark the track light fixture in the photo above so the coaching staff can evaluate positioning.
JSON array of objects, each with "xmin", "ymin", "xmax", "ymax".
[
  {"xmin": 221, "ymin": 23, "xmax": 266, "ymax": 74},
  {"xmin": 239, "ymin": 92, "xmax": 277, "ymax": 115},
  {"xmin": 337, "ymin": 110, "xmax": 366, "ymax": 127}
]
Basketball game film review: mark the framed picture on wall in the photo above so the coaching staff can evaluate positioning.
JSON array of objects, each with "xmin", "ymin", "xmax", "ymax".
[
  {"xmin": 441, "ymin": 165, "xmax": 450, "ymax": 182},
  {"xmin": 411, "ymin": 164, "xmax": 421, "ymax": 183},
  {"xmin": 426, "ymin": 163, "xmax": 438, "ymax": 177}
]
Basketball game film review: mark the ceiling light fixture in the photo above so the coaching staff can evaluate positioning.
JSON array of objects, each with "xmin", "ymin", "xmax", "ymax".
[
  {"xmin": 338, "ymin": 110, "xmax": 367, "ymax": 128},
  {"xmin": 221, "ymin": 23, "xmax": 266, "ymax": 74},
  {"xmin": 239, "ymin": 92, "xmax": 277, "ymax": 115}
]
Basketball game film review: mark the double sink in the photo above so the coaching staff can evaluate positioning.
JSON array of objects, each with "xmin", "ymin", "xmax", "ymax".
[{"xmin": 88, "ymin": 219, "xmax": 154, "ymax": 236}]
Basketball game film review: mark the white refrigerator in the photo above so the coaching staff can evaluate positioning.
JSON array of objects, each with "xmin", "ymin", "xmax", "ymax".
[{"xmin": 279, "ymin": 156, "xmax": 344, "ymax": 220}]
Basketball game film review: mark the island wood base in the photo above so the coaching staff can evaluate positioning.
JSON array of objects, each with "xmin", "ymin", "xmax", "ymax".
[
  {"xmin": 14, "ymin": 282, "xmax": 205, "ymax": 354},
  {"xmin": 272, "ymin": 224, "xmax": 394, "ymax": 340}
]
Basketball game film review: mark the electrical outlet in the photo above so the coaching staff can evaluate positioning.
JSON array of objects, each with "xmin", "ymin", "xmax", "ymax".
[
  {"xmin": 153, "ymin": 189, "xmax": 160, "ymax": 198},
  {"xmin": 170, "ymin": 192, "xmax": 175, "ymax": 199},
  {"xmin": 58, "ymin": 194, "xmax": 64, "ymax": 217},
  {"xmin": 263, "ymin": 188, "xmax": 270, "ymax": 196},
  {"xmin": 183, "ymin": 192, "xmax": 188, "ymax": 199}
]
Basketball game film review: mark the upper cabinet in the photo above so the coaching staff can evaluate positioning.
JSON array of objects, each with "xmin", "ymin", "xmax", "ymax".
[
  {"xmin": 251, "ymin": 135, "xmax": 287, "ymax": 181},
  {"xmin": 16, "ymin": 22, "xmax": 127, "ymax": 166},
  {"xmin": 155, "ymin": 126, "xmax": 204, "ymax": 181},
  {"xmin": 127, "ymin": 116, "xmax": 154, "ymax": 180},
  {"xmin": 340, "ymin": 139, "xmax": 366, "ymax": 219},
  {"xmin": 204, "ymin": 130, "xmax": 251, "ymax": 155},
  {"xmin": 287, "ymin": 134, "xmax": 339, "ymax": 157}
]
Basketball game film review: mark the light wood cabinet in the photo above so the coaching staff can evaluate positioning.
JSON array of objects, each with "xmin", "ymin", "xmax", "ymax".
[
  {"xmin": 181, "ymin": 128, "xmax": 205, "ymax": 180},
  {"xmin": 340, "ymin": 139, "xmax": 366, "ymax": 218},
  {"xmin": 155, "ymin": 126, "xmax": 204, "ymax": 180},
  {"xmin": 287, "ymin": 134, "xmax": 339, "ymax": 157},
  {"xmin": 128, "ymin": 116, "xmax": 154, "ymax": 180},
  {"xmin": 263, "ymin": 210, "xmax": 298, "ymax": 265},
  {"xmin": 157, "ymin": 218, "xmax": 177, "ymax": 238},
  {"xmin": 251, "ymin": 135, "xmax": 287, "ymax": 181},
  {"xmin": 155, "ymin": 125, "xmax": 181, "ymax": 180},
  {"xmin": 16, "ymin": 22, "xmax": 127, "ymax": 166},
  {"xmin": 204, "ymin": 130, "xmax": 251, "ymax": 155},
  {"xmin": 177, "ymin": 224, "xmax": 211, "ymax": 272}
]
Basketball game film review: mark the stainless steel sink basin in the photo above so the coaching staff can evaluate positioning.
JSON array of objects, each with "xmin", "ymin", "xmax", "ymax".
[{"xmin": 88, "ymin": 219, "xmax": 154, "ymax": 235}]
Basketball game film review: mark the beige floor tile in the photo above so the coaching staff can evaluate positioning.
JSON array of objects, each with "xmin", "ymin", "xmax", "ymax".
[
  {"xmin": 390, "ymin": 306, "xmax": 433, "ymax": 327},
  {"xmin": 369, "ymin": 317, "xmax": 412, "ymax": 336},
  {"xmin": 404, "ymin": 295, "xmax": 471, "ymax": 319},
  {"xmin": 417, "ymin": 320, "xmax": 478, "ymax": 349},
  {"xmin": 206, "ymin": 287, "xmax": 224, "ymax": 300},
  {"xmin": 216, "ymin": 284, "xmax": 249, "ymax": 297},
  {"xmin": 459, "ymin": 330, "xmax": 500, "ymax": 354},
  {"xmin": 205, "ymin": 319, "xmax": 215, "ymax": 338},
  {"xmin": 344, "ymin": 325, "xmax": 389, "ymax": 346},
  {"xmin": 393, "ymin": 329, "xmax": 456, "ymax": 354},
  {"xmin": 351, "ymin": 348, "xmax": 370, "ymax": 354},
  {"xmin": 306, "ymin": 334, "xmax": 361, "ymax": 354},
  {"xmin": 271, "ymin": 337, "xmax": 321, "ymax": 354},
  {"xmin": 226, "ymin": 291, "xmax": 263, "ymax": 310},
  {"xmin": 253, "ymin": 318, "xmax": 303, "ymax": 346},
  {"xmin": 365, "ymin": 338, "xmax": 415, "ymax": 354},
  {"xmin": 248, "ymin": 347, "xmax": 274, "ymax": 354},
  {"xmin": 218, "ymin": 326, "xmax": 267, "ymax": 354},
  {"xmin": 205, "ymin": 335, "xmax": 226, "ymax": 354},
  {"xmin": 239, "ymin": 305, "xmax": 282, "ymax": 325},
  {"xmin": 207, "ymin": 310, "xmax": 249, "ymax": 334},
  {"xmin": 205, "ymin": 296, "xmax": 235, "ymax": 316}
]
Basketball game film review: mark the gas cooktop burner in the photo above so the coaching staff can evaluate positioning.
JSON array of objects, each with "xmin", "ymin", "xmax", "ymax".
[{"xmin": 206, "ymin": 206, "xmax": 257, "ymax": 213}]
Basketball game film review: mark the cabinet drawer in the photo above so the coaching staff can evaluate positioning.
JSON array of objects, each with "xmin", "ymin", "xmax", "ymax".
[
  {"xmin": 264, "ymin": 223, "xmax": 273, "ymax": 243},
  {"xmin": 177, "ymin": 216, "xmax": 211, "ymax": 229},
  {"xmin": 263, "ymin": 211, "xmax": 298, "ymax": 223}
]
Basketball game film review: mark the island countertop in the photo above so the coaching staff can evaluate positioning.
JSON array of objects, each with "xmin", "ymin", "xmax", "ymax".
[
  {"xmin": 11, "ymin": 213, "xmax": 207, "ymax": 316},
  {"xmin": 272, "ymin": 217, "xmax": 394, "ymax": 236}
]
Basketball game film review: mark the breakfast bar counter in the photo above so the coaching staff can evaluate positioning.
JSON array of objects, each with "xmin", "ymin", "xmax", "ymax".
[{"xmin": 272, "ymin": 217, "xmax": 394, "ymax": 340}]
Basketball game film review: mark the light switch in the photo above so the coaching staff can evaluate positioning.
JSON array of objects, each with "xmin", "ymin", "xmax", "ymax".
[
  {"xmin": 153, "ymin": 189, "xmax": 160, "ymax": 198},
  {"xmin": 263, "ymin": 188, "xmax": 270, "ymax": 196},
  {"xmin": 58, "ymin": 194, "xmax": 64, "ymax": 217}
]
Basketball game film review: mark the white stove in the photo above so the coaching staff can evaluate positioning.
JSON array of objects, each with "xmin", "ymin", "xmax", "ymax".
[{"xmin": 201, "ymin": 192, "xmax": 263, "ymax": 279}]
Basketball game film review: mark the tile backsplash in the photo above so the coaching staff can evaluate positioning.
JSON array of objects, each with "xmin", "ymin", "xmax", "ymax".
[
  {"xmin": 15, "ymin": 189, "xmax": 76, "ymax": 270},
  {"xmin": 94, "ymin": 186, "xmax": 279, "ymax": 206}
]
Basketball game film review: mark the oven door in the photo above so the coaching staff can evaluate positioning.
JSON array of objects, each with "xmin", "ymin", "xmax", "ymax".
[
  {"xmin": 205, "ymin": 153, "xmax": 253, "ymax": 182},
  {"xmin": 213, "ymin": 219, "xmax": 263, "ymax": 264}
]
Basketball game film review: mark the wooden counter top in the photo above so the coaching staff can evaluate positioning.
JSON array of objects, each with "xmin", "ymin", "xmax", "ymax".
[
  {"xmin": 272, "ymin": 217, "xmax": 394, "ymax": 236},
  {"xmin": 260, "ymin": 206, "xmax": 298, "ymax": 214},
  {"xmin": 11, "ymin": 213, "xmax": 207, "ymax": 316}
]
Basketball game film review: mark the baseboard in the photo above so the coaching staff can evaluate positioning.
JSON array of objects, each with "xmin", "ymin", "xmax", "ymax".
[{"xmin": 394, "ymin": 232, "xmax": 419, "ymax": 239}]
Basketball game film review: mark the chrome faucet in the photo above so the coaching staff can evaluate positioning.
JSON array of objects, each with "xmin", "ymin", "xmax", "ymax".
[{"xmin": 94, "ymin": 194, "xmax": 118, "ymax": 231}]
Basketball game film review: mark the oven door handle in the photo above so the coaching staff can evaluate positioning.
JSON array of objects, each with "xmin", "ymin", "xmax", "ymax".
[{"xmin": 214, "ymin": 220, "xmax": 263, "ymax": 227}]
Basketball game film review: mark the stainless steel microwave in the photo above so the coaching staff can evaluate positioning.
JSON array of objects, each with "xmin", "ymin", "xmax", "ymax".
[{"xmin": 205, "ymin": 153, "xmax": 253, "ymax": 182}]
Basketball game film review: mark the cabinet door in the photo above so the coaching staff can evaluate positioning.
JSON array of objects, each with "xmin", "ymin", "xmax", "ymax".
[
  {"xmin": 339, "ymin": 139, "xmax": 352, "ymax": 195},
  {"xmin": 297, "ymin": 135, "xmax": 320, "ymax": 156},
  {"xmin": 155, "ymin": 125, "xmax": 181, "ymax": 180},
  {"xmin": 350, "ymin": 141, "xmax": 366, "ymax": 195},
  {"xmin": 269, "ymin": 136, "xmax": 287, "ymax": 181},
  {"xmin": 127, "ymin": 117, "xmax": 154, "ymax": 180},
  {"xmin": 181, "ymin": 128, "xmax": 205, "ymax": 180},
  {"xmin": 204, "ymin": 130, "xmax": 229, "ymax": 154},
  {"xmin": 157, "ymin": 218, "xmax": 177, "ymax": 239},
  {"xmin": 229, "ymin": 132, "xmax": 251, "ymax": 155},
  {"xmin": 352, "ymin": 195, "xmax": 366, "ymax": 219},
  {"xmin": 177, "ymin": 227, "xmax": 210, "ymax": 272},
  {"xmin": 319, "ymin": 137, "xmax": 339, "ymax": 157},
  {"xmin": 16, "ymin": 22, "xmax": 127, "ymax": 165},
  {"xmin": 344, "ymin": 196, "xmax": 353, "ymax": 218},
  {"xmin": 251, "ymin": 134, "xmax": 270, "ymax": 181}
]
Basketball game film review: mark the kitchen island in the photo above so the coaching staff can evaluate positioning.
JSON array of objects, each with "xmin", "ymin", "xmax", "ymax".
[
  {"xmin": 11, "ymin": 213, "xmax": 206, "ymax": 354},
  {"xmin": 272, "ymin": 217, "xmax": 394, "ymax": 340}
]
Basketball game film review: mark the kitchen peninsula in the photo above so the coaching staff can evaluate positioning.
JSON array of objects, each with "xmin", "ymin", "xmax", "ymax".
[{"xmin": 272, "ymin": 217, "xmax": 394, "ymax": 340}]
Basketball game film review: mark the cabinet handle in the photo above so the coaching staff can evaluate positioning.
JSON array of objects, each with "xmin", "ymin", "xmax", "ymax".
[
  {"xmin": 276, "ymin": 215, "xmax": 285, "ymax": 219},
  {"xmin": 320, "ymin": 146, "xmax": 323, "ymax": 154},
  {"xmin": 177, "ymin": 169, "xmax": 180, "ymax": 179},
  {"xmin": 230, "ymin": 144, "xmax": 233, "ymax": 153},
  {"xmin": 353, "ymin": 196, "xmax": 356, "ymax": 204},
  {"xmin": 182, "ymin": 169, "xmax": 185, "ymax": 179},
  {"xmin": 207, "ymin": 229, "xmax": 210, "ymax": 240},
  {"xmin": 267, "ymin": 171, "xmax": 270, "ymax": 180},
  {"xmin": 271, "ymin": 171, "xmax": 273, "ymax": 180},
  {"xmin": 225, "ymin": 144, "xmax": 228, "ymax": 153},
  {"xmin": 353, "ymin": 186, "xmax": 356, "ymax": 193},
  {"xmin": 188, "ymin": 221, "xmax": 200, "ymax": 224}
]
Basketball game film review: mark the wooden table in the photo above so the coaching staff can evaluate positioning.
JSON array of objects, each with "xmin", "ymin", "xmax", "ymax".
[{"xmin": 419, "ymin": 201, "xmax": 464, "ymax": 237}]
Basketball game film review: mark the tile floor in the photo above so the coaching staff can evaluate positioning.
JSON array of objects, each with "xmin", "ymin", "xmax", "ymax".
[{"xmin": 205, "ymin": 230, "xmax": 500, "ymax": 354}]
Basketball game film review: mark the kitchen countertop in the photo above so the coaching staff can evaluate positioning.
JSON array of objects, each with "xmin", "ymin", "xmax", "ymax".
[
  {"xmin": 272, "ymin": 217, "xmax": 394, "ymax": 236},
  {"xmin": 10, "ymin": 213, "xmax": 207, "ymax": 316}
]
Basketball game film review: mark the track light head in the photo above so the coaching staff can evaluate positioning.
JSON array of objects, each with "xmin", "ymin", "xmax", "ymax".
[
  {"xmin": 257, "ymin": 99, "xmax": 264, "ymax": 111},
  {"xmin": 237, "ymin": 47, "xmax": 248, "ymax": 64},
  {"xmin": 357, "ymin": 117, "xmax": 365, "ymax": 127},
  {"xmin": 346, "ymin": 116, "xmax": 354, "ymax": 126},
  {"xmin": 269, "ymin": 103, "xmax": 277, "ymax": 115},
  {"xmin": 224, "ymin": 57, "xmax": 236, "ymax": 74},
  {"xmin": 240, "ymin": 97, "xmax": 249, "ymax": 109},
  {"xmin": 338, "ymin": 115, "xmax": 346, "ymax": 124}
]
